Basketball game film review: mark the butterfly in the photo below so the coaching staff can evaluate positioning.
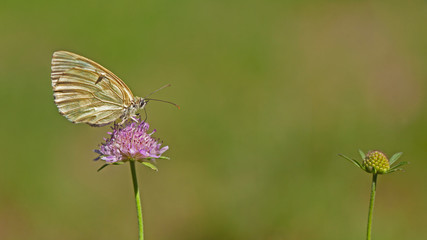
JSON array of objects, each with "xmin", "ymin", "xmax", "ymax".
[{"xmin": 51, "ymin": 51, "xmax": 176, "ymax": 126}]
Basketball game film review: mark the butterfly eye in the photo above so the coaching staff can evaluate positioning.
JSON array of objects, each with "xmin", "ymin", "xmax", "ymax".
[{"xmin": 140, "ymin": 99, "xmax": 147, "ymax": 108}]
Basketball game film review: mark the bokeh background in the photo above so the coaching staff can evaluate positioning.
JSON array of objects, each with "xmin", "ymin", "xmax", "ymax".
[{"xmin": 1, "ymin": 1, "xmax": 426, "ymax": 239}]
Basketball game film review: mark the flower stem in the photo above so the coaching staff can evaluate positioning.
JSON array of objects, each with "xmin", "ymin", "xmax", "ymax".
[
  {"xmin": 130, "ymin": 160, "xmax": 144, "ymax": 240},
  {"xmin": 366, "ymin": 173, "xmax": 378, "ymax": 240}
]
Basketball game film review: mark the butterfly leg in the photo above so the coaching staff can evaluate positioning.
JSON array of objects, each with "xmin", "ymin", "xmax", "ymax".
[
  {"xmin": 130, "ymin": 116, "xmax": 139, "ymax": 123},
  {"xmin": 118, "ymin": 116, "xmax": 128, "ymax": 125}
]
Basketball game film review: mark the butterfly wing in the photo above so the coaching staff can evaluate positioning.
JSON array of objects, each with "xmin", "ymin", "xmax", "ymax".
[{"xmin": 51, "ymin": 51, "xmax": 136, "ymax": 126}]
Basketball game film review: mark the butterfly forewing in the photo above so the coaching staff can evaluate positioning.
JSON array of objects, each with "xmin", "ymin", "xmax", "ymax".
[{"xmin": 51, "ymin": 51, "xmax": 136, "ymax": 126}]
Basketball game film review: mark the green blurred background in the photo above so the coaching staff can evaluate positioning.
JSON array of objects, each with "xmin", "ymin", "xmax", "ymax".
[{"xmin": 1, "ymin": 0, "xmax": 426, "ymax": 239}]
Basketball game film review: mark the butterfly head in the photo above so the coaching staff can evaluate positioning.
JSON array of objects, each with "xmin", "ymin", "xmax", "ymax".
[{"xmin": 136, "ymin": 97, "xmax": 148, "ymax": 110}]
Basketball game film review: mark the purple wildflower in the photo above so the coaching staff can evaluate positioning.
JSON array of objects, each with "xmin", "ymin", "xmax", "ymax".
[{"xmin": 95, "ymin": 121, "xmax": 168, "ymax": 164}]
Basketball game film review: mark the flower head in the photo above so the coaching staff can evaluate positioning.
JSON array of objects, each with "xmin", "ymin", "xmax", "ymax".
[
  {"xmin": 339, "ymin": 149, "xmax": 408, "ymax": 175},
  {"xmin": 95, "ymin": 120, "xmax": 168, "ymax": 170},
  {"xmin": 363, "ymin": 151, "xmax": 390, "ymax": 174}
]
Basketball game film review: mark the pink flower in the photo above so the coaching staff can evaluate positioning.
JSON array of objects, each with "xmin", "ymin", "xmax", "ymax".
[{"xmin": 95, "ymin": 121, "xmax": 168, "ymax": 164}]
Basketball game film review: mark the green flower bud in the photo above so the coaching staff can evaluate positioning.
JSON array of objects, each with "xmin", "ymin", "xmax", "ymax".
[{"xmin": 363, "ymin": 151, "xmax": 390, "ymax": 174}]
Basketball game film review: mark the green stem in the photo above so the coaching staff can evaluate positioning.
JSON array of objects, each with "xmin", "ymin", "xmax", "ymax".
[
  {"xmin": 366, "ymin": 173, "xmax": 378, "ymax": 240},
  {"xmin": 130, "ymin": 160, "xmax": 144, "ymax": 240}
]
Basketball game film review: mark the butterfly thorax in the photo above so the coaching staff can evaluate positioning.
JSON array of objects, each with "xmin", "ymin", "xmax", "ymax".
[{"xmin": 119, "ymin": 96, "xmax": 147, "ymax": 124}]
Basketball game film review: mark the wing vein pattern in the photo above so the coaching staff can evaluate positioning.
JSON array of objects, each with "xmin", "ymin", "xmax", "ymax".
[{"xmin": 51, "ymin": 51, "xmax": 136, "ymax": 126}]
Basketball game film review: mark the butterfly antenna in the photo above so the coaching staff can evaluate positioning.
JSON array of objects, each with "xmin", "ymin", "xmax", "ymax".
[
  {"xmin": 145, "ymin": 98, "xmax": 180, "ymax": 109},
  {"xmin": 144, "ymin": 84, "xmax": 172, "ymax": 98}
]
